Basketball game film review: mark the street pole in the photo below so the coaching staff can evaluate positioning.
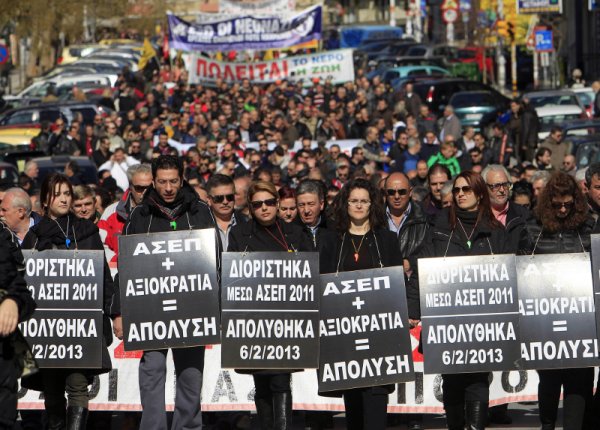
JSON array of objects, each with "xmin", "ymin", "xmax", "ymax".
[
  {"xmin": 447, "ymin": 23, "xmax": 455, "ymax": 43},
  {"xmin": 496, "ymin": 0, "xmax": 506, "ymax": 93},
  {"xmin": 390, "ymin": 0, "xmax": 396, "ymax": 26},
  {"xmin": 533, "ymin": 51, "xmax": 539, "ymax": 89},
  {"xmin": 511, "ymin": 41, "xmax": 517, "ymax": 97}
]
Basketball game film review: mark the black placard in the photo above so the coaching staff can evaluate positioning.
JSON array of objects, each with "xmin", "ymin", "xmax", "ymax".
[
  {"xmin": 419, "ymin": 254, "xmax": 521, "ymax": 374},
  {"xmin": 318, "ymin": 267, "xmax": 414, "ymax": 392},
  {"xmin": 118, "ymin": 229, "xmax": 220, "ymax": 350},
  {"xmin": 20, "ymin": 250, "xmax": 104, "ymax": 368},
  {"xmin": 517, "ymin": 253, "xmax": 600, "ymax": 370},
  {"xmin": 590, "ymin": 235, "xmax": 600, "ymax": 342},
  {"xmin": 221, "ymin": 252, "xmax": 320, "ymax": 369}
]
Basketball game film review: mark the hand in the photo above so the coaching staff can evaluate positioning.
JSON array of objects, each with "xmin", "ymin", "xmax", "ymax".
[
  {"xmin": 113, "ymin": 316, "xmax": 123, "ymax": 340},
  {"xmin": 409, "ymin": 319, "xmax": 420, "ymax": 329},
  {"xmin": 0, "ymin": 299, "xmax": 19, "ymax": 336}
]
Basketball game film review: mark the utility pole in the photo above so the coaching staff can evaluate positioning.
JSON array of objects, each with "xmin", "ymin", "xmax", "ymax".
[
  {"xmin": 390, "ymin": 0, "xmax": 396, "ymax": 26},
  {"xmin": 496, "ymin": 0, "xmax": 506, "ymax": 93}
]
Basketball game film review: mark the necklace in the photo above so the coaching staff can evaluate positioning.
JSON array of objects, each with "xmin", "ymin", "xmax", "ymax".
[
  {"xmin": 457, "ymin": 218, "xmax": 478, "ymax": 249},
  {"xmin": 53, "ymin": 217, "xmax": 71, "ymax": 248},
  {"xmin": 263, "ymin": 221, "xmax": 291, "ymax": 252},
  {"xmin": 350, "ymin": 233, "xmax": 367, "ymax": 262}
]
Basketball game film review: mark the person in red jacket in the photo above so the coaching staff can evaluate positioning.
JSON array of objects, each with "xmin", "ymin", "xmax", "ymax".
[{"xmin": 97, "ymin": 164, "xmax": 152, "ymax": 263}]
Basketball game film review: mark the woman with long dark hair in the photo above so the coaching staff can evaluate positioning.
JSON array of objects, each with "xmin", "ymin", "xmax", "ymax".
[
  {"xmin": 228, "ymin": 180, "xmax": 311, "ymax": 430},
  {"xmin": 21, "ymin": 173, "xmax": 114, "ymax": 430},
  {"xmin": 320, "ymin": 178, "xmax": 403, "ymax": 430},
  {"xmin": 422, "ymin": 171, "xmax": 509, "ymax": 430},
  {"xmin": 520, "ymin": 172, "xmax": 594, "ymax": 430}
]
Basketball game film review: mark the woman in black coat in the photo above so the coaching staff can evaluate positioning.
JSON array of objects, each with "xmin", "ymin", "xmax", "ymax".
[
  {"xmin": 520, "ymin": 172, "xmax": 594, "ymax": 430},
  {"xmin": 422, "ymin": 171, "xmax": 509, "ymax": 430},
  {"xmin": 21, "ymin": 173, "xmax": 114, "ymax": 430},
  {"xmin": 228, "ymin": 180, "xmax": 311, "ymax": 430},
  {"xmin": 319, "ymin": 178, "xmax": 403, "ymax": 430}
]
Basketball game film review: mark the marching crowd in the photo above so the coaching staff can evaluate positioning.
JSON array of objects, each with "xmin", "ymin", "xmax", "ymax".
[{"xmin": 0, "ymin": 57, "xmax": 599, "ymax": 430}]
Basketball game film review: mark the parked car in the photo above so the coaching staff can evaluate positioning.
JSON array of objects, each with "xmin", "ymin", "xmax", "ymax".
[
  {"xmin": 572, "ymin": 87, "xmax": 595, "ymax": 118},
  {"xmin": 34, "ymin": 155, "xmax": 99, "ymax": 184},
  {"xmin": 0, "ymin": 102, "xmax": 112, "ymax": 127},
  {"xmin": 535, "ymin": 105, "xmax": 586, "ymax": 141},
  {"xmin": 0, "ymin": 161, "xmax": 19, "ymax": 186},
  {"xmin": 448, "ymin": 91, "xmax": 506, "ymax": 132},
  {"xmin": 523, "ymin": 90, "xmax": 587, "ymax": 112},
  {"xmin": 57, "ymin": 44, "xmax": 104, "ymax": 65},
  {"xmin": 0, "ymin": 126, "xmax": 42, "ymax": 151},
  {"xmin": 410, "ymin": 78, "xmax": 511, "ymax": 116},
  {"xmin": 382, "ymin": 65, "xmax": 450, "ymax": 86}
]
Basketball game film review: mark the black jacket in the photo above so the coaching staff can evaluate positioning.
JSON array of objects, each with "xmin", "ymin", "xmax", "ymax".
[
  {"xmin": 228, "ymin": 218, "xmax": 312, "ymax": 253},
  {"xmin": 295, "ymin": 216, "xmax": 337, "ymax": 253},
  {"xmin": 111, "ymin": 183, "xmax": 216, "ymax": 316},
  {"xmin": 21, "ymin": 215, "xmax": 114, "ymax": 386},
  {"xmin": 519, "ymin": 215, "xmax": 594, "ymax": 255},
  {"xmin": 504, "ymin": 202, "xmax": 531, "ymax": 253}
]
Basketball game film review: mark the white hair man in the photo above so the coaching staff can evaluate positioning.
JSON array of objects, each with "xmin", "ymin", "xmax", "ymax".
[{"xmin": 0, "ymin": 187, "xmax": 42, "ymax": 244}]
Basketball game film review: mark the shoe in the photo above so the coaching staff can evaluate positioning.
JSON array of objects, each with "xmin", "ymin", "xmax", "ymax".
[
  {"xmin": 466, "ymin": 401, "xmax": 487, "ymax": 430},
  {"xmin": 66, "ymin": 406, "xmax": 88, "ymax": 430}
]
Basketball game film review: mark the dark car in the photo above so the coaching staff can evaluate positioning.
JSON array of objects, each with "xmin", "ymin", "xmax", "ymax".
[
  {"xmin": 410, "ymin": 78, "xmax": 511, "ymax": 116},
  {"xmin": 0, "ymin": 161, "xmax": 19, "ymax": 186},
  {"xmin": 448, "ymin": 91, "xmax": 508, "ymax": 132},
  {"xmin": 34, "ymin": 155, "xmax": 99, "ymax": 185},
  {"xmin": 0, "ymin": 102, "xmax": 112, "ymax": 127}
]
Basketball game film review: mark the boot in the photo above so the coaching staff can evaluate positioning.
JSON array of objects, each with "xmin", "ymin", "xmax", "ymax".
[
  {"xmin": 66, "ymin": 406, "xmax": 88, "ymax": 430},
  {"xmin": 255, "ymin": 397, "xmax": 274, "ymax": 430},
  {"xmin": 444, "ymin": 403, "xmax": 465, "ymax": 430},
  {"xmin": 272, "ymin": 392, "xmax": 292, "ymax": 430},
  {"xmin": 46, "ymin": 407, "xmax": 66, "ymax": 430},
  {"xmin": 465, "ymin": 401, "xmax": 487, "ymax": 430}
]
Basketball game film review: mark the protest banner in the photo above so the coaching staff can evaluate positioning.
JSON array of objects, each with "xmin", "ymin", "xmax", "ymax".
[
  {"xmin": 517, "ymin": 253, "xmax": 600, "ymax": 369},
  {"xmin": 590, "ymin": 234, "xmax": 600, "ymax": 339},
  {"xmin": 318, "ymin": 266, "xmax": 414, "ymax": 392},
  {"xmin": 220, "ymin": 252, "xmax": 319, "ymax": 369},
  {"xmin": 118, "ymin": 229, "xmax": 219, "ymax": 351},
  {"xmin": 188, "ymin": 49, "xmax": 355, "ymax": 85},
  {"xmin": 20, "ymin": 250, "xmax": 104, "ymax": 368},
  {"xmin": 219, "ymin": 0, "xmax": 296, "ymax": 14},
  {"xmin": 168, "ymin": 6, "xmax": 321, "ymax": 52},
  {"xmin": 419, "ymin": 254, "xmax": 521, "ymax": 374}
]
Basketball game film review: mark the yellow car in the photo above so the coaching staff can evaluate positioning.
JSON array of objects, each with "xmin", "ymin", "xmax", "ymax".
[
  {"xmin": 58, "ymin": 44, "xmax": 104, "ymax": 65},
  {"xmin": 0, "ymin": 126, "xmax": 41, "ymax": 150}
]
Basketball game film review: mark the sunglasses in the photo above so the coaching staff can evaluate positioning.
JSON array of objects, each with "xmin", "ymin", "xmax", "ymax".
[
  {"xmin": 210, "ymin": 194, "xmax": 234, "ymax": 203},
  {"xmin": 551, "ymin": 201, "xmax": 574, "ymax": 209},
  {"xmin": 452, "ymin": 186, "xmax": 474, "ymax": 195},
  {"xmin": 386, "ymin": 188, "xmax": 409, "ymax": 197},
  {"xmin": 133, "ymin": 184, "xmax": 150, "ymax": 193},
  {"xmin": 250, "ymin": 198, "xmax": 277, "ymax": 209},
  {"xmin": 487, "ymin": 182, "xmax": 512, "ymax": 192}
]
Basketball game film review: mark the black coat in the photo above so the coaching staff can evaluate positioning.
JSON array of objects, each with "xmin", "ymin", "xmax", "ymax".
[
  {"xmin": 519, "ymin": 215, "xmax": 594, "ymax": 255},
  {"xmin": 111, "ymin": 184, "xmax": 216, "ymax": 316},
  {"xmin": 21, "ymin": 215, "xmax": 114, "ymax": 389},
  {"xmin": 504, "ymin": 202, "xmax": 531, "ymax": 253},
  {"xmin": 295, "ymin": 216, "xmax": 337, "ymax": 253}
]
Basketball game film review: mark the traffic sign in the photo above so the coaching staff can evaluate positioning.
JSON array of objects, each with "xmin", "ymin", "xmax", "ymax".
[
  {"xmin": 534, "ymin": 29, "xmax": 553, "ymax": 52},
  {"xmin": 443, "ymin": 8, "xmax": 459, "ymax": 23},
  {"xmin": 0, "ymin": 44, "xmax": 9, "ymax": 65}
]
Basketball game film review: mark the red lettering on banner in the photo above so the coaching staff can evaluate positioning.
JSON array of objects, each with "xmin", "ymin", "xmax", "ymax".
[
  {"xmin": 270, "ymin": 61, "xmax": 281, "ymax": 80},
  {"xmin": 223, "ymin": 64, "xmax": 235, "ymax": 82},
  {"xmin": 196, "ymin": 58, "xmax": 207, "ymax": 78},
  {"xmin": 248, "ymin": 64, "xmax": 255, "ymax": 80},
  {"xmin": 235, "ymin": 65, "xmax": 246, "ymax": 80},
  {"xmin": 208, "ymin": 62, "xmax": 221, "ymax": 79},
  {"xmin": 256, "ymin": 63, "xmax": 268, "ymax": 80},
  {"xmin": 282, "ymin": 60, "xmax": 288, "ymax": 78}
]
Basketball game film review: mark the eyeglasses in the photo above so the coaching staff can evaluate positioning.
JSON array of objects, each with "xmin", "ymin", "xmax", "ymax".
[
  {"xmin": 132, "ymin": 184, "xmax": 150, "ymax": 193},
  {"xmin": 386, "ymin": 188, "xmax": 409, "ymax": 197},
  {"xmin": 551, "ymin": 201, "xmax": 574, "ymax": 209},
  {"xmin": 251, "ymin": 198, "xmax": 278, "ymax": 209},
  {"xmin": 210, "ymin": 194, "xmax": 234, "ymax": 203},
  {"xmin": 452, "ymin": 186, "xmax": 474, "ymax": 195},
  {"xmin": 348, "ymin": 199, "xmax": 371, "ymax": 207},
  {"xmin": 486, "ymin": 182, "xmax": 512, "ymax": 192},
  {"xmin": 208, "ymin": 146, "xmax": 218, "ymax": 150}
]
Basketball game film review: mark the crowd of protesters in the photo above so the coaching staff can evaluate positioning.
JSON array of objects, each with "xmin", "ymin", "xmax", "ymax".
[{"xmin": 2, "ymin": 52, "xmax": 600, "ymax": 430}]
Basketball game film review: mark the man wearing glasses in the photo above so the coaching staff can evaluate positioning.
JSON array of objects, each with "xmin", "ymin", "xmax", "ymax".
[
  {"xmin": 98, "ymin": 164, "xmax": 153, "ymax": 264},
  {"xmin": 383, "ymin": 171, "xmax": 428, "ymax": 430},
  {"xmin": 206, "ymin": 174, "xmax": 241, "ymax": 251}
]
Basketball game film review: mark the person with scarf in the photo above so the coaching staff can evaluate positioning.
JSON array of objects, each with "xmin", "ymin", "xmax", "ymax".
[
  {"xmin": 110, "ymin": 155, "xmax": 215, "ymax": 430},
  {"xmin": 319, "ymin": 178, "xmax": 404, "ymax": 430},
  {"xmin": 228, "ymin": 180, "xmax": 311, "ymax": 430},
  {"xmin": 21, "ymin": 173, "xmax": 114, "ymax": 430},
  {"xmin": 420, "ymin": 171, "xmax": 509, "ymax": 430}
]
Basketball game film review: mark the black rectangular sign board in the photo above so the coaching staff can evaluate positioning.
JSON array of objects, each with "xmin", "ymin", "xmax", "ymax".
[
  {"xmin": 419, "ymin": 254, "xmax": 521, "ymax": 374},
  {"xmin": 118, "ymin": 229, "xmax": 220, "ymax": 350},
  {"xmin": 589, "ymin": 234, "xmax": 600, "ymax": 346},
  {"xmin": 517, "ymin": 253, "xmax": 600, "ymax": 370},
  {"xmin": 20, "ymin": 250, "xmax": 104, "ymax": 368},
  {"xmin": 318, "ymin": 266, "xmax": 414, "ymax": 392},
  {"xmin": 221, "ymin": 252, "xmax": 320, "ymax": 369}
]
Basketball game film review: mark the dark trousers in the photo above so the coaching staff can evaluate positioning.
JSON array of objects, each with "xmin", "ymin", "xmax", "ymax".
[
  {"xmin": 254, "ymin": 373, "xmax": 291, "ymax": 399},
  {"xmin": 538, "ymin": 367, "xmax": 593, "ymax": 430},
  {"xmin": 442, "ymin": 372, "xmax": 490, "ymax": 428},
  {"xmin": 343, "ymin": 387, "xmax": 388, "ymax": 430},
  {"xmin": 42, "ymin": 370, "xmax": 90, "ymax": 424},
  {"xmin": 0, "ymin": 350, "xmax": 18, "ymax": 430}
]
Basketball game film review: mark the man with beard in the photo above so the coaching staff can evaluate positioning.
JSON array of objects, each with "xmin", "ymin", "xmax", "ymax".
[{"xmin": 111, "ymin": 156, "xmax": 214, "ymax": 430}]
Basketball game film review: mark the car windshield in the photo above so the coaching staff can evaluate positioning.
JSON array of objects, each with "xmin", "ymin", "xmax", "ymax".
[
  {"xmin": 450, "ymin": 93, "xmax": 493, "ymax": 107},
  {"xmin": 528, "ymin": 95, "xmax": 579, "ymax": 107},
  {"xmin": 576, "ymin": 92, "xmax": 594, "ymax": 107},
  {"xmin": 564, "ymin": 125, "xmax": 600, "ymax": 137},
  {"xmin": 539, "ymin": 114, "xmax": 582, "ymax": 132}
]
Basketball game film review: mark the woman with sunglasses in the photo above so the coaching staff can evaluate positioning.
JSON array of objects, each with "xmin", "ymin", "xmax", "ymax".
[
  {"xmin": 228, "ymin": 181, "xmax": 311, "ymax": 430},
  {"xmin": 319, "ymin": 178, "xmax": 403, "ymax": 430},
  {"xmin": 21, "ymin": 173, "xmax": 114, "ymax": 430},
  {"xmin": 520, "ymin": 172, "xmax": 594, "ymax": 430},
  {"xmin": 422, "ymin": 171, "xmax": 508, "ymax": 430}
]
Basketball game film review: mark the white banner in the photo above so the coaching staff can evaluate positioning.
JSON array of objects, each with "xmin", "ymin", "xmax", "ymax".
[
  {"xmin": 220, "ymin": 0, "xmax": 296, "ymax": 14},
  {"xmin": 188, "ymin": 49, "xmax": 355, "ymax": 85}
]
